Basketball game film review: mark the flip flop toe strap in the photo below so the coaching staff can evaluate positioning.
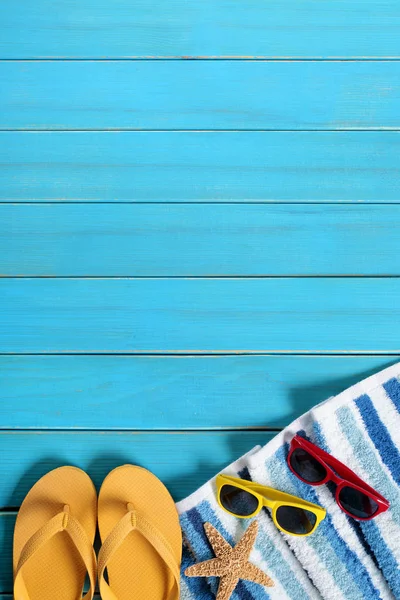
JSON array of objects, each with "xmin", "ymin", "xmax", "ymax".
[
  {"xmin": 98, "ymin": 505, "xmax": 180, "ymax": 600},
  {"xmin": 14, "ymin": 506, "xmax": 96, "ymax": 600}
]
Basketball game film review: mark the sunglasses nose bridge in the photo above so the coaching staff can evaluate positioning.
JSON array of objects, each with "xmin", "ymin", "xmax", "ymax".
[
  {"xmin": 334, "ymin": 479, "xmax": 353, "ymax": 513},
  {"xmin": 329, "ymin": 470, "xmax": 343, "ymax": 487}
]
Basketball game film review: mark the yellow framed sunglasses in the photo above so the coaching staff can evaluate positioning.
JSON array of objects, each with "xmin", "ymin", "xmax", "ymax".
[{"xmin": 216, "ymin": 474, "xmax": 326, "ymax": 537}]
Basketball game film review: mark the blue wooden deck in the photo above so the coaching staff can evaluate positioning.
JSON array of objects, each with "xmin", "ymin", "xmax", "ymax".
[{"xmin": 1, "ymin": 1, "xmax": 400, "ymax": 595}]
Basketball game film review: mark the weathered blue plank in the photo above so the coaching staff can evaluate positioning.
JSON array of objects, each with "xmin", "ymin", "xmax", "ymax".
[
  {"xmin": 2, "ymin": 204, "xmax": 400, "ymax": 276},
  {"xmin": 0, "ymin": 355, "xmax": 396, "ymax": 430},
  {"xmin": 1, "ymin": 278, "xmax": 400, "ymax": 353},
  {"xmin": 0, "ymin": 514, "xmax": 14, "ymax": 593},
  {"xmin": 0, "ymin": 431, "xmax": 274, "ymax": 508},
  {"xmin": 1, "ymin": 132, "xmax": 399, "ymax": 202},
  {"xmin": 0, "ymin": 0, "xmax": 399, "ymax": 58},
  {"xmin": 2, "ymin": 61, "xmax": 400, "ymax": 130}
]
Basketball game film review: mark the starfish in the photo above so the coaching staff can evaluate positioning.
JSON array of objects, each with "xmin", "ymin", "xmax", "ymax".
[{"xmin": 185, "ymin": 521, "xmax": 274, "ymax": 600}]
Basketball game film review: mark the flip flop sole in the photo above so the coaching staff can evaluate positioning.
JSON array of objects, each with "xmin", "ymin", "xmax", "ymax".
[
  {"xmin": 98, "ymin": 465, "xmax": 182, "ymax": 600},
  {"xmin": 13, "ymin": 466, "xmax": 97, "ymax": 600}
]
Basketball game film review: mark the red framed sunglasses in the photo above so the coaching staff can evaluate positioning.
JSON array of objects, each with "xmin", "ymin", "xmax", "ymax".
[{"xmin": 287, "ymin": 435, "xmax": 390, "ymax": 521}]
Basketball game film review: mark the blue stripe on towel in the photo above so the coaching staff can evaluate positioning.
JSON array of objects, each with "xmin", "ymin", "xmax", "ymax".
[
  {"xmin": 383, "ymin": 377, "xmax": 400, "ymax": 411},
  {"xmin": 255, "ymin": 519, "xmax": 313, "ymax": 600},
  {"xmin": 350, "ymin": 519, "xmax": 380, "ymax": 570},
  {"xmin": 272, "ymin": 445, "xmax": 381, "ymax": 600},
  {"xmin": 358, "ymin": 520, "xmax": 400, "ymax": 599},
  {"xmin": 229, "ymin": 580, "xmax": 261, "ymax": 600},
  {"xmin": 355, "ymin": 393, "xmax": 400, "ymax": 486},
  {"xmin": 180, "ymin": 507, "xmax": 210, "ymax": 557}
]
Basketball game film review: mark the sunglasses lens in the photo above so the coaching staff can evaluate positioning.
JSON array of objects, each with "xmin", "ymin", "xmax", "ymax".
[
  {"xmin": 338, "ymin": 486, "xmax": 379, "ymax": 519},
  {"xmin": 276, "ymin": 505, "xmax": 317, "ymax": 535},
  {"xmin": 219, "ymin": 484, "xmax": 259, "ymax": 517},
  {"xmin": 290, "ymin": 448, "xmax": 327, "ymax": 483}
]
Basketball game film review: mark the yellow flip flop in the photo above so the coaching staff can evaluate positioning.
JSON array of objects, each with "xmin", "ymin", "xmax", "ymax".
[
  {"xmin": 98, "ymin": 465, "xmax": 182, "ymax": 600},
  {"xmin": 13, "ymin": 466, "xmax": 97, "ymax": 600}
]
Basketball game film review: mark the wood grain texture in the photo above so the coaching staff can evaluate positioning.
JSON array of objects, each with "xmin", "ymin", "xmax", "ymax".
[
  {"xmin": 1, "ymin": 278, "xmax": 400, "ymax": 353},
  {"xmin": 2, "ymin": 61, "xmax": 400, "ymax": 130},
  {"xmin": 1, "ymin": 132, "xmax": 400, "ymax": 202},
  {"xmin": 2, "ymin": 204, "xmax": 400, "ymax": 276},
  {"xmin": 1, "ymin": 0, "xmax": 399, "ymax": 58},
  {"xmin": 0, "ymin": 431, "xmax": 274, "ymax": 508},
  {"xmin": 1, "ymin": 355, "xmax": 397, "ymax": 430}
]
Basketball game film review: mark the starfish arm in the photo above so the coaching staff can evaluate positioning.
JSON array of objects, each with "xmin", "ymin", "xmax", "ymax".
[
  {"xmin": 204, "ymin": 522, "xmax": 233, "ymax": 557},
  {"xmin": 216, "ymin": 575, "xmax": 240, "ymax": 600},
  {"xmin": 242, "ymin": 562, "xmax": 274, "ymax": 588},
  {"xmin": 185, "ymin": 557, "xmax": 226, "ymax": 578},
  {"xmin": 233, "ymin": 520, "xmax": 259, "ymax": 561}
]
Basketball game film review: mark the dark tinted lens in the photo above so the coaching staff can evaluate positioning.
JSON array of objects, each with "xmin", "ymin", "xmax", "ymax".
[
  {"xmin": 338, "ymin": 486, "xmax": 379, "ymax": 519},
  {"xmin": 290, "ymin": 448, "xmax": 327, "ymax": 483},
  {"xmin": 276, "ymin": 505, "xmax": 317, "ymax": 535},
  {"xmin": 220, "ymin": 484, "xmax": 259, "ymax": 517}
]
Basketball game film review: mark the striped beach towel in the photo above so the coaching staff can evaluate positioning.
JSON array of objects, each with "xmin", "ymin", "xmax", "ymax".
[{"xmin": 177, "ymin": 362, "xmax": 400, "ymax": 600}]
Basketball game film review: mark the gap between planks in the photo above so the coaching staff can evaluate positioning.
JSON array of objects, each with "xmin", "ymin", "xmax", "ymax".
[
  {"xmin": 0, "ymin": 126, "xmax": 400, "ymax": 133},
  {"xmin": 2, "ymin": 129, "xmax": 400, "ymax": 133},
  {"xmin": 4, "ymin": 129, "xmax": 400, "ymax": 133},
  {"xmin": 1, "ymin": 352, "xmax": 400, "ymax": 356},
  {"xmin": 2, "ymin": 58, "xmax": 400, "ymax": 62},
  {"xmin": 1, "ymin": 275, "xmax": 400, "ymax": 280},
  {"xmin": 2, "ymin": 201, "xmax": 400, "ymax": 205},
  {"xmin": 0, "ymin": 427, "xmax": 283, "ymax": 433},
  {"xmin": 2, "ymin": 276, "xmax": 400, "ymax": 280}
]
